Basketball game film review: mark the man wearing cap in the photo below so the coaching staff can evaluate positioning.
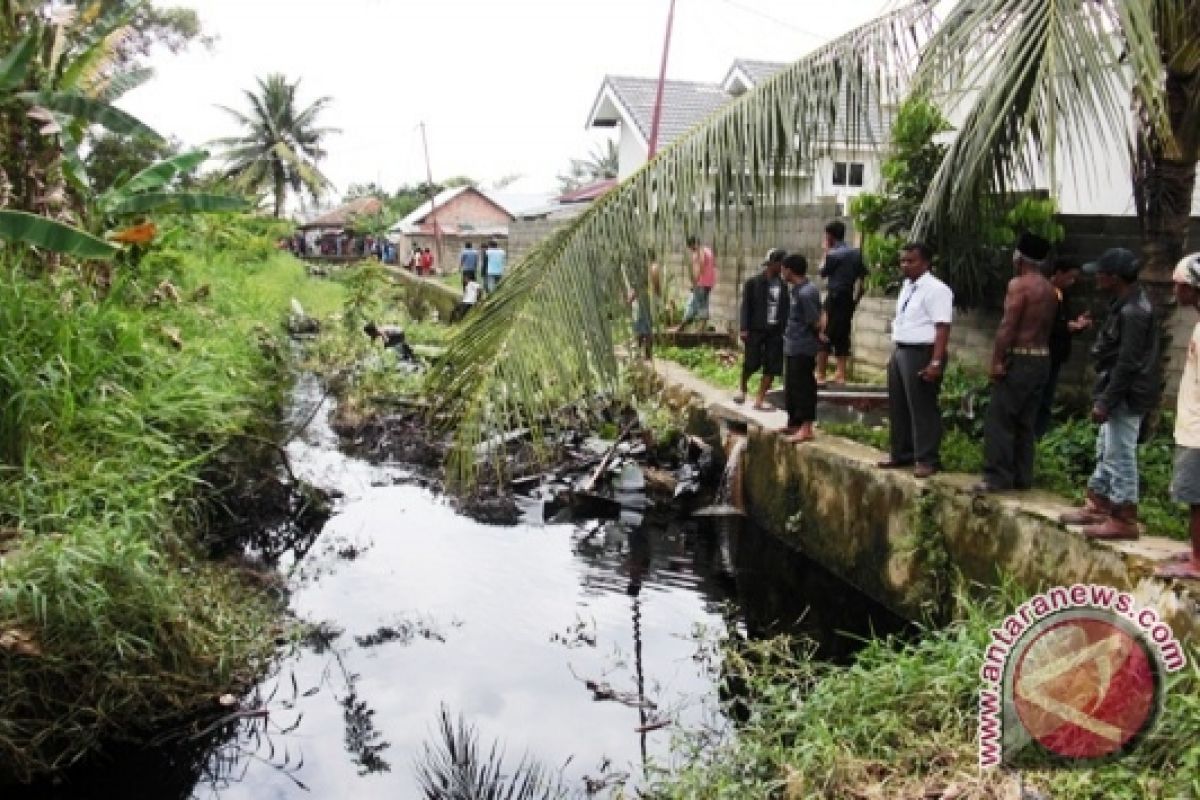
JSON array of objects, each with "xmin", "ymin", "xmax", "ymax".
[
  {"xmin": 736, "ymin": 248, "xmax": 790, "ymax": 409},
  {"xmin": 1157, "ymin": 254, "xmax": 1200, "ymax": 579},
  {"xmin": 973, "ymin": 233, "xmax": 1059, "ymax": 494},
  {"xmin": 1060, "ymin": 248, "xmax": 1162, "ymax": 540}
]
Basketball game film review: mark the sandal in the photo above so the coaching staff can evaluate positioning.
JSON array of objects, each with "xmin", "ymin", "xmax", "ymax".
[{"xmin": 732, "ymin": 392, "xmax": 746, "ymax": 404}]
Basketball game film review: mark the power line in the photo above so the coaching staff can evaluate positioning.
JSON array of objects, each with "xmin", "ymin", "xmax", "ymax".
[{"xmin": 710, "ymin": 0, "xmax": 829, "ymax": 41}]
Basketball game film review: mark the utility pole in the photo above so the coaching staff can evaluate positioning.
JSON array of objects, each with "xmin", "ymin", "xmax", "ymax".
[
  {"xmin": 419, "ymin": 122, "xmax": 443, "ymax": 272},
  {"xmin": 647, "ymin": 0, "xmax": 678, "ymax": 159}
]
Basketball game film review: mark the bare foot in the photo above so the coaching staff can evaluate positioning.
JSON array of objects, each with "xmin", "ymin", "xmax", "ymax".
[
  {"xmin": 787, "ymin": 431, "xmax": 815, "ymax": 444},
  {"xmin": 753, "ymin": 402, "xmax": 772, "ymax": 411}
]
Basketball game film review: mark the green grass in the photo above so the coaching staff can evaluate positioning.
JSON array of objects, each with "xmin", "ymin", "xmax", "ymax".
[
  {"xmin": 0, "ymin": 223, "xmax": 345, "ymax": 781},
  {"xmin": 657, "ymin": 345, "xmax": 744, "ymax": 391},
  {"xmin": 652, "ymin": 586, "xmax": 1200, "ymax": 799}
]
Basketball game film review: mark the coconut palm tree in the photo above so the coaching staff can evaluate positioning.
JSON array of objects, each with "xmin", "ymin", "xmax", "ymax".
[
  {"xmin": 214, "ymin": 74, "xmax": 338, "ymax": 217},
  {"xmin": 430, "ymin": 0, "xmax": 1198, "ymax": 480}
]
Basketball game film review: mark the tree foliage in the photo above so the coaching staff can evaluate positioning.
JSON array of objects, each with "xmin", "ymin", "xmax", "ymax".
[
  {"xmin": 431, "ymin": 0, "xmax": 1199, "ymax": 479},
  {"xmin": 214, "ymin": 73, "xmax": 339, "ymax": 217},
  {"xmin": 557, "ymin": 139, "xmax": 619, "ymax": 194}
]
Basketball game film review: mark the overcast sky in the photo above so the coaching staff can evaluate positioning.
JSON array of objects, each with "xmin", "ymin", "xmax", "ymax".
[{"xmin": 120, "ymin": 0, "xmax": 896, "ymax": 200}]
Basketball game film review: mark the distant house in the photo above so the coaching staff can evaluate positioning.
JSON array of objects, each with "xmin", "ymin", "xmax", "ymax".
[
  {"xmin": 387, "ymin": 186, "xmax": 516, "ymax": 269},
  {"xmin": 585, "ymin": 59, "xmax": 892, "ymax": 209},
  {"xmin": 297, "ymin": 196, "xmax": 384, "ymax": 256}
]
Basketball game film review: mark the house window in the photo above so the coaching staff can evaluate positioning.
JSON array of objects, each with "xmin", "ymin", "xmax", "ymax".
[{"xmin": 832, "ymin": 161, "xmax": 865, "ymax": 188}]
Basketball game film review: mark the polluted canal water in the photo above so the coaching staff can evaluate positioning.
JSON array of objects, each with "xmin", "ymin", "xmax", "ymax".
[{"xmin": 44, "ymin": 376, "xmax": 906, "ymax": 799}]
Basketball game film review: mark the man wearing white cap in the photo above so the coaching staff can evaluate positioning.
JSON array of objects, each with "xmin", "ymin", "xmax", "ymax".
[{"xmin": 1157, "ymin": 253, "xmax": 1200, "ymax": 579}]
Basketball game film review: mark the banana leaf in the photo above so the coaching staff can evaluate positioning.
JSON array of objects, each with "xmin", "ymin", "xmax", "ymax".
[
  {"xmin": 0, "ymin": 210, "xmax": 118, "ymax": 259},
  {"xmin": 18, "ymin": 91, "xmax": 162, "ymax": 141},
  {"xmin": 103, "ymin": 150, "xmax": 210, "ymax": 206},
  {"xmin": 105, "ymin": 192, "xmax": 249, "ymax": 215},
  {"xmin": 0, "ymin": 35, "xmax": 37, "ymax": 92}
]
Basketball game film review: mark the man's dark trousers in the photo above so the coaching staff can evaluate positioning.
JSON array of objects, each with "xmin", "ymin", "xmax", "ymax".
[
  {"xmin": 982, "ymin": 355, "xmax": 1050, "ymax": 490},
  {"xmin": 887, "ymin": 344, "xmax": 943, "ymax": 466},
  {"xmin": 785, "ymin": 354, "xmax": 817, "ymax": 428}
]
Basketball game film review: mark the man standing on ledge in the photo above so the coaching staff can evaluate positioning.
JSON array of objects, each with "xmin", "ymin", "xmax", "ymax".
[
  {"xmin": 735, "ymin": 248, "xmax": 789, "ymax": 409},
  {"xmin": 674, "ymin": 236, "xmax": 717, "ymax": 332},
  {"xmin": 817, "ymin": 221, "xmax": 868, "ymax": 386},
  {"xmin": 973, "ymin": 233, "xmax": 1058, "ymax": 494},
  {"xmin": 877, "ymin": 243, "xmax": 953, "ymax": 478},
  {"xmin": 781, "ymin": 253, "xmax": 823, "ymax": 443},
  {"xmin": 1059, "ymin": 248, "xmax": 1161, "ymax": 540},
  {"xmin": 1157, "ymin": 254, "xmax": 1200, "ymax": 579}
]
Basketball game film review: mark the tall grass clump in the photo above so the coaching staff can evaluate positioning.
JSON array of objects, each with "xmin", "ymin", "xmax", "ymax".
[
  {"xmin": 0, "ymin": 221, "xmax": 344, "ymax": 782},
  {"xmin": 653, "ymin": 585, "xmax": 1200, "ymax": 799}
]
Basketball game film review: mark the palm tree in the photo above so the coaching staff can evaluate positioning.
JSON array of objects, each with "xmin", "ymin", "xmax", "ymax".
[
  {"xmin": 557, "ymin": 139, "xmax": 620, "ymax": 193},
  {"xmin": 430, "ymin": 0, "xmax": 1198, "ymax": 480},
  {"xmin": 214, "ymin": 74, "xmax": 338, "ymax": 217}
]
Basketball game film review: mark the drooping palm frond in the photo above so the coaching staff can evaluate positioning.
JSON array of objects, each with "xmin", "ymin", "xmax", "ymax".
[
  {"xmin": 425, "ymin": 3, "xmax": 936, "ymax": 482},
  {"xmin": 414, "ymin": 708, "xmax": 568, "ymax": 800},
  {"xmin": 908, "ymin": 0, "xmax": 1172, "ymax": 255}
]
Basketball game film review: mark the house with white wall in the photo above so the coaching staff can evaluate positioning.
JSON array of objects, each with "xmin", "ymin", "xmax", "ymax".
[{"xmin": 585, "ymin": 59, "xmax": 892, "ymax": 211}]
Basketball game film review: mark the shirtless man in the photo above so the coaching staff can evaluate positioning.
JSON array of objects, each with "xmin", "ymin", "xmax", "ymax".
[{"xmin": 973, "ymin": 233, "xmax": 1059, "ymax": 493}]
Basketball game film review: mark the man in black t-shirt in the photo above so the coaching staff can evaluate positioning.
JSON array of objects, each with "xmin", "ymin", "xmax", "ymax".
[
  {"xmin": 817, "ymin": 221, "xmax": 868, "ymax": 386},
  {"xmin": 736, "ymin": 248, "xmax": 790, "ymax": 409}
]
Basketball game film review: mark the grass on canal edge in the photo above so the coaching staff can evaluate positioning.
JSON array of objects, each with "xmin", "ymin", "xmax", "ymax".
[
  {"xmin": 650, "ymin": 586, "xmax": 1200, "ymax": 800},
  {"xmin": 0, "ymin": 236, "xmax": 345, "ymax": 782}
]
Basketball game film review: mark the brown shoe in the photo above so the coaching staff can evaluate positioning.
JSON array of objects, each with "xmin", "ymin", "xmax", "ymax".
[
  {"xmin": 1059, "ymin": 489, "xmax": 1112, "ymax": 526},
  {"xmin": 1083, "ymin": 503, "xmax": 1140, "ymax": 541},
  {"xmin": 876, "ymin": 459, "xmax": 913, "ymax": 469},
  {"xmin": 913, "ymin": 463, "xmax": 937, "ymax": 479}
]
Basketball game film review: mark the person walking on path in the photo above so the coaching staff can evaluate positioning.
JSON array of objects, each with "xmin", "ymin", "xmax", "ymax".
[
  {"xmin": 1036, "ymin": 259, "xmax": 1093, "ymax": 438},
  {"xmin": 1059, "ymin": 248, "xmax": 1162, "ymax": 540},
  {"xmin": 629, "ymin": 251, "xmax": 661, "ymax": 360},
  {"xmin": 484, "ymin": 240, "xmax": 506, "ymax": 293},
  {"xmin": 735, "ymin": 248, "xmax": 790, "ymax": 409},
  {"xmin": 877, "ymin": 243, "xmax": 954, "ymax": 479},
  {"xmin": 674, "ymin": 236, "xmax": 718, "ymax": 332},
  {"xmin": 816, "ymin": 221, "xmax": 868, "ymax": 387},
  {"xmin": 1157, "ymin": 254, "xmax": 1200, "ymax": 579},
  {"xmin": 973, "ymin": 233, "xmax": 1059, "ymax": 494},
  {"xmin": 459, "ymin": 242, "xmax": 480, "ymax": 289},
  {"xmin": 780, "ymin": 254, "xmax": 823, "ymax": 443}
]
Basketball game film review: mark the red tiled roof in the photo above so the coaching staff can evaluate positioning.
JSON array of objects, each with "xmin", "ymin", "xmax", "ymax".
[{"xmin": 557, "ymin": 178, "xmax": 617, "ymax": 204}]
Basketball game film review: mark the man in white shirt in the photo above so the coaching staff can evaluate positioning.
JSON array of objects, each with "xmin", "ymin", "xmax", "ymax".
[
  {"xmin": 1157, "ymin": 253, "xmax": 1200, "ymax": 579},
  {"xmin": 877, "ymin": 242, "xmax": 954, "ymax": 478}
]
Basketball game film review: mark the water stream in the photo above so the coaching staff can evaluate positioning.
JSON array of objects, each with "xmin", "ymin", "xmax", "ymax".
[{"xmin": 27, "ymin": 376, "xmax": 907, "ymax": 799}]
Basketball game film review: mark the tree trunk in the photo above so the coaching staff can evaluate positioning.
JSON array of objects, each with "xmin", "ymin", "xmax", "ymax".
[{"xmin": 1133, "ymin": 70, "xmax": 1198, "ymax": 288}]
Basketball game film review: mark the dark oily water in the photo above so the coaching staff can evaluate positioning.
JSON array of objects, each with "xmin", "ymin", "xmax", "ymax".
[{"xmin": 24, "ymin": 377, "xmax": 906, "ymax": 799}]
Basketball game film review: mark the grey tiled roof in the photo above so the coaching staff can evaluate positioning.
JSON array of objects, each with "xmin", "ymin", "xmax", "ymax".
[
  {"xmin": 600, "ymin": 60, "xmax": 895, "ymax": 149},
  {"xmin": 604, "ymin": 76, "xmax": 733, "ymax": 149},
  {"xmin": 729, "ymin": 59, "xmax": 788, "ymax": 86}
]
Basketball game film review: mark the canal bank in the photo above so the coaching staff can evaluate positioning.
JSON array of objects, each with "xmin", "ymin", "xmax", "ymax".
[{"xmin": 654, "ymin": 359, "xmax": 1200, "ymax": 642}]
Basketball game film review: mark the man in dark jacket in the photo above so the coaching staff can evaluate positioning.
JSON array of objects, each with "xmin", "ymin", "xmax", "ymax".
[
  {"xmin": 1059, "ymin": 248, "xmax": 1162, "ymax": 540},
  {"xmin": 735, "ymin": 248, "xmax": 790, "ymax": 409},
  {"xmin": 817, "ymin": 221, "xmax": 868, "ymax": 386}
]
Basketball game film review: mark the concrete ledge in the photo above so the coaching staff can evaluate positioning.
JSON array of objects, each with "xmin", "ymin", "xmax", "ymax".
[
  {"xmin": 657, "ymin": 359, "xmax": 1200, "ymax": 642},
  {"xmin": 385, "ymin": 267, "xmax": 460, "ymax": 321}
]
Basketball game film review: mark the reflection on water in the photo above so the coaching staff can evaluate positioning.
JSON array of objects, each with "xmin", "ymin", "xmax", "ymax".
[{"xmin": 21, "ymin": 378, "xmax": 908, "ymax": 799}]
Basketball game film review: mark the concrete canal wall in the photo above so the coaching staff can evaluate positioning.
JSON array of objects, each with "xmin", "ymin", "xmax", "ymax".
[{"xmin": 658, "ymin": 360, "xmax": 1200, "ymax": 643}]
